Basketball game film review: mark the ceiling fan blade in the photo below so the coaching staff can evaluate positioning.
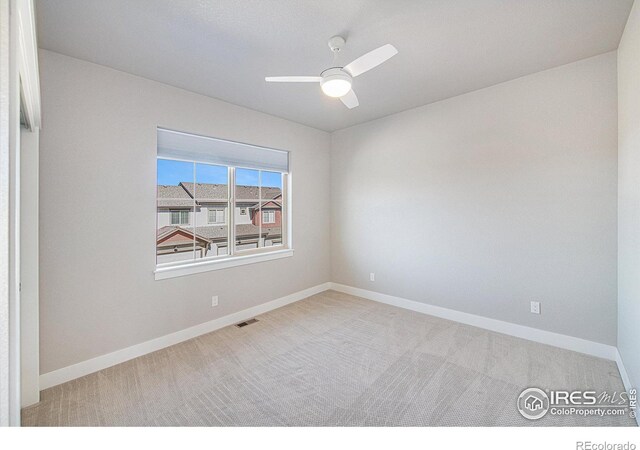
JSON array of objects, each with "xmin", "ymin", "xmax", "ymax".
[
  {"xmin": 340, "ymin": 89, "xmax": 359, "ymax": 109},
  {"xmin": 265, "ymin": 76, "xmax": 322, "ymax": 83},
  {"xmin": 343, "ymin": 44, "xmax": 398, "ymax": 77}
]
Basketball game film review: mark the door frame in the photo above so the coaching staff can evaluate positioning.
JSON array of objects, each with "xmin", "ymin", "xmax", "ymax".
[{"xmin": 0, "ymin": 0, "xmax": 40, "ymax": 426}]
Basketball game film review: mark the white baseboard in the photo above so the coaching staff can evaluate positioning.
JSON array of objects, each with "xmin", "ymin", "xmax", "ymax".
[
  {"xmin": 615, "ymin": 350, "xmax": 639, "ymax": 426},
  {"xmin": 616, "ymin": 351, "xmax": 633, "ymax": 392},
  {"xmin": 39, "ymin": 282, "xmax": 331, "ymax": 390},
  {"xmin": 329, "ymin": 283, "xmax": 618, "ymax": 361},
  {"xmin": 40, "ymin": 281, "xmax": 622, "ymax": 392}
]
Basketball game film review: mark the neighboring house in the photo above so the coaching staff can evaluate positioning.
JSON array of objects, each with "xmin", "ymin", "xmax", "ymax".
[
  {"xmin": 251, "ymin": 193, "xmax": 283, "ymax": 227},
  {"xmin": 156, "ymin": 226, "xmax": 212, "ymax": 263},
  {"xmin": 156, "ymin": 182, "xmax": 282, "ymax": 263}
]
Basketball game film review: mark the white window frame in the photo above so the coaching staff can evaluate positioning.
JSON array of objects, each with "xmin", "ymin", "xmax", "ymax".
[
  {"xmin": 169, "ymin": 209, "xmax": 190, "ymax": 225},
  {"xmin": 156, "ymin": 161, "xmax": 292, "ymax": 280},
  {"xmin": 262, "ymin": 210, "xmax": 275, "ymax": 224},
  {"xmin": 207, "ymin": 208, "xmax": 225, "ymax": 224}
]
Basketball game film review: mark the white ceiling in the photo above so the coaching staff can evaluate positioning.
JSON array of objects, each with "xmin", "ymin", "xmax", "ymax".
[{"xmin": 36, "ymin": 0, "xmax": 633, "ymax": 132}]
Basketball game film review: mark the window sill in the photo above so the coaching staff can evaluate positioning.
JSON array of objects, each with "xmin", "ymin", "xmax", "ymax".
[{"xmin": 154, "ymin": 248, "xmax": 294, "ymax": 280}]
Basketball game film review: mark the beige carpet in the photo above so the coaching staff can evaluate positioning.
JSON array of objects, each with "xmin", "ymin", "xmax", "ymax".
[{"xmin": 22, "ymin": 290, "xmax": 635, "ymax": 426}]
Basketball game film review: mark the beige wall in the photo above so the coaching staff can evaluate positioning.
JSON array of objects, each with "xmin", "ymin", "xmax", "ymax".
[
  {"xmin": 331, "ymin": 52, "xmax": 618, "ymax": 345},
  {"xmin": 38, "ymin": 50, "xmax": 331, "ymax": 373},
  {"xmin": 39, "ymin": 45, "xmax": 623, "ymax": 375},
  {"xmin": 618, "ymin": 0, "xmax": 640, "ymax": 392}
]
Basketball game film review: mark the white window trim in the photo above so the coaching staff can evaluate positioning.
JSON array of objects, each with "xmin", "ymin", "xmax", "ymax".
[
  {"xmin": 207, "ymin": 208, "xmax": 225, "ymax": 224},
  {"xmin": 156, "ymin": 163, "xmax": 293, "ymax": 280},
  {"xmin": 169, "ymin": 209, "xmax": 190, "ymax": 225},
  {"xmin": 262, "ymin": 210, "xmax": 275, "ymax": 224},
  {"xmin": 155, "ymin": 248, "xmax": 294, "ymax": 280}
]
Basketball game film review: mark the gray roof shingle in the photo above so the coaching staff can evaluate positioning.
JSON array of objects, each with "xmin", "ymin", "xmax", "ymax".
[
  {"xmin": 180, "ymin": 182, "xmax": 281, "ymax": 201},
  {"xmin": 158, "ymin": 225, "xmax": 281, "ymax": 242},
  {"xmin": 157, "ymin": 185, "xmax": 194, "ymax": 208},
  {"xmin": 157, "ymin": 183, "xmax": 282, "ymax": 208}
]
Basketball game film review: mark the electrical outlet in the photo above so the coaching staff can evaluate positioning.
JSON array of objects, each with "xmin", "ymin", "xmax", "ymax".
[
  {"xmin": 211, "ymin": 295, "xmax": 219, "ymax": 307},
  {"xmin": 530, "ymin": 301, "xmax": 540, "ymax": 315},
  {"xmin": 369, "ymin": 273, "xmax": 375, "ymax": 282}
]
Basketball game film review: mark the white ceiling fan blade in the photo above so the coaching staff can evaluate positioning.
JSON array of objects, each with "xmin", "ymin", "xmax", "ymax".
[
  {"xmin": 265, "ymin": 76, "xmax": 321, "ymax": 83},
  {"xmin": 340, "ymin": 89, "xmax": 359, "ymax": 109},
  {"xmin": 343, "ymin": 44, "xmax": 398, "ymax": 77}
]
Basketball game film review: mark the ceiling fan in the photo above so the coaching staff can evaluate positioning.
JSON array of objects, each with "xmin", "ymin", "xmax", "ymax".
[{"xmin": 265, "ymin": 36, "xmax": 398, "ymax": 109}]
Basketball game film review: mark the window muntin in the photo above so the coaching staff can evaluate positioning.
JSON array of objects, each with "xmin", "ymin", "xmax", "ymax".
[{"xmin": 156, "ymin": 133, "xmax": 288, "ymax": 269}]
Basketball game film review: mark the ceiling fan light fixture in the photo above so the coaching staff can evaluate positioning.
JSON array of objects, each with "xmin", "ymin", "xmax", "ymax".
[
  {"xmin": 265, "ymin": 39, "xmax": 398, "ymax": 109},
  {"xmin": 320, "ymin": 69, "xmax": 352, "ymax": 98},
  {"xmin": 321, "ymin": 79, "xmax": 351, "ymax": 97}
]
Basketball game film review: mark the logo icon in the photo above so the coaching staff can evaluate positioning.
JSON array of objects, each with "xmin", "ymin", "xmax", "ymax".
[{"xmin": 517, "ymin": 388, "xmax": 550, "ymax": 420}]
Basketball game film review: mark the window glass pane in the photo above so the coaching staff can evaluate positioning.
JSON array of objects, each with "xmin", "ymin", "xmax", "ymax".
[
  {"xmin": 157, "ymin": 159, "xmax": 196, "ymax": 264},
  {"xmin": 195, "ymin": 163, "xmax": 229, "ymax": 258},
  {"xmin": 235, "ymin": 168, "xmax": 260, "ymax": 200},
  {"xmin": 261, "ymin": 171, "xmax": 283, "ymax": 248},
  {"xmin": 157, "ymin": 130, "xmax": 288, "ymax": 267},
  {"xmin": 235, "ymin": 168, "xmax": 260, "ymax": 251},
  {"xmin": 261, "ymin": 170, "xmax": 283, "ymax": 191},
  {"xmin": 262, "ymin": 200, "xmax": 283, "ymax": 247}
]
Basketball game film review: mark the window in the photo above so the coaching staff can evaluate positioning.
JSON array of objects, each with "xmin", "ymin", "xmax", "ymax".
[
  {"xmin": 170, "ymin": 210, "xmax": 189, "ymax": 225},
  {"xmin": 262, "ymin": 210, "xmax": 275, "ymax": 224},
  {"xmin": 156, "ymin": 128, "xmax": 291, "ymax": 279},
  {"xmin": 208, "ymin": 209, "xmax": 225, "ymax": 224},
  {"xmin": 234, "ymin": 168, "xmax": 283, "ymax": 251}
]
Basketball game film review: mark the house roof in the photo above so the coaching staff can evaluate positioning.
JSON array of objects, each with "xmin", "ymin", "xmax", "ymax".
[
  {"xmin": 158, "ymin": 182, "xmax": 282, "ymax": 209},
  {"xmin": 179, "ymin": 182, "xmax": 226, "ymax": 201},
  {"xmin": 156, "ymin": 226, "xmax": 212, "ymax": 246},
  {"xmin": 195, "ymin": 224, "xmax": 281, "ymax": 241},
  {"xmin": 157, "ymin": 224, "xmax": 281, "ymax": 243},
  {"xmin": 157, "ymin": 185, "xmax": 194, "ymax": 208},
  {"xmin": 235, "ymin": 224, "xmax": 281, "ymax": 239},
  {"xmin": 251, "ymin": 197, "xmax": 283, "ymax": 211},
  {"xmin": 180, "ymin": 182, "xmax": 281, "ymax": 202}
]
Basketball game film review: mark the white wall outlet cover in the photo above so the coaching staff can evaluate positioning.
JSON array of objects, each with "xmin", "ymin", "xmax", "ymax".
[
  {"xmin": 369, "ymin": 273, "xmax": 375, "ymax": 282},
  {"xmin": 211, "ymin": 296, "xmax": 219, "ymax": 307},
  {"xmin": 530, "ymin": 301, "xmax": 540, "ymax": 314}
]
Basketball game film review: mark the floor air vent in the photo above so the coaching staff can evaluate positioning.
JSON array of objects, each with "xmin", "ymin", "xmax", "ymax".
[{"xmin": 235, "ymin": 318, "xmax": 258, "ymax": 328}]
